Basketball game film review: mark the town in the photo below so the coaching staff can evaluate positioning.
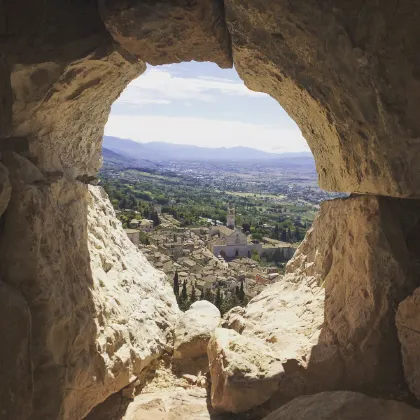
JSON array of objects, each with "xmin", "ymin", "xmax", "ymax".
[
  {"xmin": 122, "ymin": 203, "xmax": 296, "ymax": 313},
  {"xmin": 99, "ymin": 152, "xmax": 345, "ymax": 313}
]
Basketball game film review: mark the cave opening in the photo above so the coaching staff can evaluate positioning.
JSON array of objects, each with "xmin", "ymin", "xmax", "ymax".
[
  {"xmin": 1, "ymin": 0, "xmax": 420, "ymax": 418},
  {"xmin": 100, "ymin": 61, "xmax": 327, "ymax": 260}
]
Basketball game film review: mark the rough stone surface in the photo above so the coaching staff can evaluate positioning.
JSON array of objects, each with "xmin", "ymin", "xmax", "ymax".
[
  {"xmin": 231, "ymin": 195, "xmax": 420, "ymax": 401},
  {"xmin": 0, "ymin": 282, "xmax": 33, "ymax": 420},
  {"xmin": 9, "ymin": 46, "xmax": 144, "ymax": 179},
  {"xmin": 100, "ymin": 0, "xmax": 233, "ymax": 69},
  {"xmin": 225, "ymin": 1, "xmax": 420, "ymax": 197},
  {"xmin": 0, "ymin": 168, "xmax": 179, "ymax": 419},
  {"xmin": 0, "ymin": 162, "xmax": 11, "ymax": 217},
  {"xmin": 120, "ymin": 388, "xmax": 228, "ymax": 420},
  {"xmin": 222, "ymin": 306, "xmax": 246, "ymax": 333},
  {"xmin": 208, "ymin": 328, "xmax": 284, "ymax": 413},
  {"xmin": 263, "ymin": 391, "xmax": 420, "ymax": 420},
  {"xmin": 2, "ymin": 0, "xmax": 145, "ymax": 179},
  {"xmin": 173, "ymin": 300, "xmax": 221, "ymax": 360},
  {"xmin": 397, "ymin": 288, "xmax": 420, "ymax": 400},
  {"xmin": 92, "ymin": 389, "xmax": 232, "ymax": 420}
]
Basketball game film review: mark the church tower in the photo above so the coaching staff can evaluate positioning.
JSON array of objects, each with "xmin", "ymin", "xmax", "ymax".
[{"xmin": 227, "ymin": 205, "xmax": 235, "ymax": 229}]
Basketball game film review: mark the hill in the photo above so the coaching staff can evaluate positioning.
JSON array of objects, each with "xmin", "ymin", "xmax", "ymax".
[
  {"xmin": 103, "ymin": 136, "xmax": 313, "ymax": 163},
  {"xmin": 102, "ymin": 147, "xmax": 159, "ymax": 170}
]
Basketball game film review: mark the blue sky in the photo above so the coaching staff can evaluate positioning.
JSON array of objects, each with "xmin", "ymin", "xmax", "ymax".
[{"xmin": 105, "ymin": 61, "xmax": 310, "ymax": 153}]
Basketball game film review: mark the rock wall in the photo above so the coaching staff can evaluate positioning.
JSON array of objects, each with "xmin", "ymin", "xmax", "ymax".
[
  {"xmin": 225, "ymin": 0, "xmax": 420, "ymax": 197},
  {"xmin": 0, "ymin": 155, "xmax": 179, "ymax": 419},
  {"xmin": 2, "ymin": 0, "xmax": 420, "ymax": 418},
  {"xmin": 224, "ymin": 195, "xmax": 420, "ymax": 405}
]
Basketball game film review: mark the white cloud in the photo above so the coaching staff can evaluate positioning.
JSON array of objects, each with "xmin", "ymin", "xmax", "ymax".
[
  {"xmin": 115, "ymin": 68, "xmax": 264, "ymax": 107},
  {"xmin": 105, "ymin": 115, "xmax": 310, "ymax": 153}
]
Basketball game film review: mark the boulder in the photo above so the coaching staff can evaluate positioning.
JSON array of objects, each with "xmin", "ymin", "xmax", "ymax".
[
  {"xmin": 100, "ymin": 0, "xmax": 232, "ymax": 68},
  {"xmin": 208, "ymin": 328, "xmax": 284, "ymax": 413},
  {"xmin": 174, "ymin": 300, "xmax": 221, "ymax": 360},
  {"xmin": 88, "ymin": 387, "xmax": 231, "ymax": 420},
  {"xmin": 397, "ymin": 288, "xmax": 420, "ymax": 400},
  {"xmin": 263, "ymin": 391, "xmax": 420, "ymax": 420},
  {"xmin": 0, "ymin": 174, "xmax": 179, "ymax": 419}
]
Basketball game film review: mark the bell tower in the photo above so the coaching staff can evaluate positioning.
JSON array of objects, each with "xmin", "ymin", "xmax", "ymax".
[{"xmin": 227, "ymin": 205, "xmax": 235, "ymax": 229}]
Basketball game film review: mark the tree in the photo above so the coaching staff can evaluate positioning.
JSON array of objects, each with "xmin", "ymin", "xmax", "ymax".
[
  {"xmin": 199, "ymin": 288, "xmax": 204, "ymax": 300},
  {"xmin": 280, "ymin": 229, "xmax": 287, "ymax": 242},
  {"xmin": 287, "ymin": 227, "xmax": 293, "ymax": 243},
  {"xmin": 181, "ymin": 280, "xmax": 188, "ymax": 302},
  {"xmin": 251, "ymin": 232, "xmax": 263, "ymax": 242},
  {"xmin": 273, "ymin": 224, "xmax": 280, "ymax": 240},
  {"xmin": 204, "ymin": 288, "xmax": 213, "ymax": 302},
  {"xmin": 251, "ymin": 248, "xmax": 261, "ymax": 262},
  {"xmin": 242, "ymin": 223, "xmax": 251, "ymax": 233},
  {"xmin": 173, "ymin": 271, "xmax": 179, "ymax": 298},
  {"xmin": 190, "ymin": 285, "xmax": 197, "ymax": 303},
  {"xmin": 118, "ymin": 197, "xmax": 127, "ymax": 209},
  {"xmin": 238, "ymin": 280, "xmax": 245, "ymax": 303},
  {"xmin": 151, "ymin": 211, "xmax": 161, "ymax": 227}
]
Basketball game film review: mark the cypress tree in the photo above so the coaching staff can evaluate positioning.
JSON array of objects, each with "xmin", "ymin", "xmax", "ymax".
[
  {"xmin": 181, "ymin": 280, "xmax": 188, "ymax": 302},
  {"xmin": 215, "ymin": 287, "xmax": 222, "ymax": 310},
  {"xmin": 173, "ymin": 270, "xmax": 179, "ymax": 298},
  {"xmin": 204, "ymin": 288, "xmax": 213, "ymax": 302},
  {"xmin": 239, "ymin": 280, "xmax": 245, "ymax": 303}
]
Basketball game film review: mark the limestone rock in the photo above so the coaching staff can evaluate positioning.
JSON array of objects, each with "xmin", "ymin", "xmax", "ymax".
[
  {"xmin": 1, "ymin": 151, "xmax": 44, "ymax": 188},
  {"xmin": 208, "ymin": 328, "xmax": 284, "ymax": 413},
  {"xmin": 9, "ymin": 40, "xmax": 144, "ymax": 178},
  {"xmin": 100, "ymin": 0, "xmax": 232, "ymax": 69},
  {"xmin": 0, "ymin": 179, "xmax": 179, "ymax": 419},
  {"xmin": 225, "ymin": 1, "xmax": 420, "ymax": 197},
  {"xmin": 0, "ymin": 282, "xmax": 33, "ymax": 420},
  {"xmin": 263, "ymin": 391, "xmax": 420, "ymax": 420},
  {"xmin": 0, "ymin": 162, "xmax": 11, "ymax": 217},
  {"xmin": 397, "ymin": 288, "xmax": 420, "ymax": 400},
  {"xmin": 233, "ymin": 195, "xmax": 420, "ymax": 400},
  {"xmin": 173, "ymin": 300, "xmax": 221, "ymax": 360},
  {"xmin": 222, "ymin": 306, "xmax": 246, "ymax": 333},
  {"xmin": 87, "ymin": 387, "xmax": 231, "ymax": 420}
]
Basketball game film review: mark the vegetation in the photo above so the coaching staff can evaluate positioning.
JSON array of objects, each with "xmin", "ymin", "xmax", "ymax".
[{"xmin": 100, "ymin": 168, "xmax": 316, "ymax": 246}]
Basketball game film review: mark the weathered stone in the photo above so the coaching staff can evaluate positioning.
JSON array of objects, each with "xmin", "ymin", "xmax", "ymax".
[
  {"xmin": 120, "ymin": 388, "xmax": 229, "ymax": 420},
  {"xmin": 263, "ymin": 391, "xmax": 420, "ymax": 420},
  {"xmin": 0, "ymin": 282, "xmax": 33, "ymax": 420},
  {"xmin": 0, "ymin": 181, "xmax": 179, "ymax": 419},
  {"xmin": 233, "ymin": 195, "xmax": 420, "ymax": 401},
  {"xmin": 222, "ymin": 306, "xmax": 246, "ymax": 333},
  {"xmin": 0, "ymin": 162, "xmax": 11, "ymax": 217},
  {"xmin": 1, "ymin": 151, "xmax": 44, "ymax": 188},
  {"xmin": 208, "ymin": 328, "xmax": 284, "ymax": 413},
  {"xmin": 99, "ymin": 0, "xmax": 233, "ymax": 69},
  {"xmin": 225, "ymin": 1, "xmax": 420, "ymax": 197},
  {"xmin": 397, "ymin": 288, "xmax": 420, "ymax": 400},
  {"xmin": 174, "ymin": 300, "xmax": 221, "ymax": 360}
]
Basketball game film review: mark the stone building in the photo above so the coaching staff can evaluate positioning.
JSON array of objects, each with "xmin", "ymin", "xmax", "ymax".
[
  {"xmin": 209, "ymin": 227, "xmax": 262, "ymax": 259},
  {"xmin": 139, "ymin": 219, "xmax": 154, "ymax": 233}
]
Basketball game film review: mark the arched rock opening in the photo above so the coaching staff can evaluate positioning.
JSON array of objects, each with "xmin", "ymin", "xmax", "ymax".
[{"xmin": 1, "ymin": 0, "xmax": 420, "ymax": 418}]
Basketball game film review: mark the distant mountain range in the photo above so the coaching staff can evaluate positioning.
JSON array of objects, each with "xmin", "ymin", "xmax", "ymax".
[{"xmin": 102, "ymin": 136, "xmax": 314, "ymax": 165}]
